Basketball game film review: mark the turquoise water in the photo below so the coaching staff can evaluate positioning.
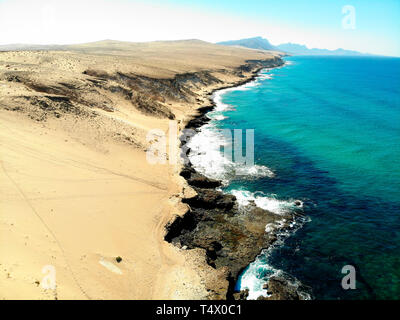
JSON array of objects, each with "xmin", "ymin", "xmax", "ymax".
[{"xmin": 217, "ymin": 56, "xmax": 400, "ymax": 299}]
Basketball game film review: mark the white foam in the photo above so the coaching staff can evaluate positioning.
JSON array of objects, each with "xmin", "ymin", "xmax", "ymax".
[
  {"xmin": 238, "ymin": 214, "xmax": 310, "ymax": 300},
  {"xmin": 212, "ymin": 73, "xmax": 266, "ymax": 104},
  {"xmin": 187, "ymin": 125, "xmax": 274, "ymax": 182},
  {"xmin": 239, "ymin": 262, "xmax": 281, "ymax": 300},
  {"xmin": 211, "ymin": 114, "xmax": 227, "ymax": 121},
  {"xmin": 229, "ymin": 187, "xmax": 309, "ymax": 299},
  {"xmin": 213, "ymin": 90, "xmax": 235, "ymax": 111},
  {"xmin": 265, "ymin": 223, "xmax": 275, "ymax": 233},
  {"xmin": 240, "ymin": 257, "xmax": 311, "ymax": 300},
  {"xmin": 186, "ymin": 71, "xmax": 277, "ymax": 182},
  {"xmin": 230, "ymin": 189, "xmax": 301, "ymax": 215},
  {"xmin": 258, "ymin": 74, "xmax": 273, "ymax": 81},
  {"xmin": 210, "ymin": 67, "xmax": 275, "ymax": 112}
]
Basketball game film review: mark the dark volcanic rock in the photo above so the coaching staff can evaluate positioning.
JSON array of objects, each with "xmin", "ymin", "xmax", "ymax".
[
  {"xmin": 185, "ymin": 106, "xmax": 214, "ymax": 130},
  {"xmin": 180, "ymin": 166, "xmax": 196, "ymax": 179},
  {"xmin": 233, "ymin": 289, "xmax": 249, "ymax": 300},
  {"xmin": 167, "ymin": 168, "xmax": 295, "ymax": 286},
  {"xmin": 164, "ymin": 209, "xmax": 197, "ymax": 243},
  {"xmin": 258, "ymin": 275, "xmax": 312, "ymax": 300},
  {"xmin": 185, "ymin": 114, "xmax": 211, "ymax": 130},
  {"xmin": 184, "ymin": 189, "xmax": 236, "ymax": 210},
  {"xmin": 180, "ymin": 167, "xmax": 222, "ymax": 189},
  {"xmin": 187, "ymin": 176, "xmax": 222, "ymax": 189}
]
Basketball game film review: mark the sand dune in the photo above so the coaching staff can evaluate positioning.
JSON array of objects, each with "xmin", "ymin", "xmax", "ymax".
[{"xmin": 0, "ymin": 40, "xmax": 281, "ymax": 299}]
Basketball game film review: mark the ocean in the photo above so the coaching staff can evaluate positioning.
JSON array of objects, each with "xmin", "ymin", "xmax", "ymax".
[{"xmin": 187, "ymin": 56, "xmax": 400, "ymax": 300}]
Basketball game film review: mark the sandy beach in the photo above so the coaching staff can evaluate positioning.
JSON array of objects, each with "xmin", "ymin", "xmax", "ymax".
[{"xmin": 0, "ymin": 40, "xmax": 282, "ymax": 299}]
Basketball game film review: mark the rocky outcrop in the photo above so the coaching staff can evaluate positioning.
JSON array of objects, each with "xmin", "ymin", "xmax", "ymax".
[
  {"xmin": 165, "ymin": 56, "xmax": 312, "ymax": 300},
  {"xmin": 257, "ymin": 275, "xmax": 312, "ymax": 300},
  {"xmin": 166, "ymin": 165, "xmax": 298, "ymax": 299},
  {"xmin": 81, "ymin": 69, "xmax": 223, "ymax": 119},
  {"xmin": 184, "ymin": 106, "xmax": 214, "ymax": 130},
  {"xmin": 130, "ymin": 91, "xmax": 175, "ymax": 119},
  {"xmin": 185, "ymin": 175, "xmax": 222, "ymax": 189},
  {"xmin": 233, "ymin": 289, "xmax": 249, "ymax": 300},
  {"xmin": 239, "ymin": 56, "xmax": 284, "ymax": 73},
  {"xmin": 8, "ymin": 95, "xmax": 95, "ymax": 122}
]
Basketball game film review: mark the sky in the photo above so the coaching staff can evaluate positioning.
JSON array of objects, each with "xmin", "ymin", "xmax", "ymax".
[{"xmin": 0, "ymin": 0, "xmax": 399, "ymax": 56}]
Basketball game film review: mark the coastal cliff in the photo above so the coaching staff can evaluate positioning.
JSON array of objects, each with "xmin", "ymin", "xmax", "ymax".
[
  {"xmin": 0, "ymin": 40, "xmax": 294, "ymax": 299},
  {"xmin": 163, "ymin": 57, "xmax": 310, "ymax": 300}
]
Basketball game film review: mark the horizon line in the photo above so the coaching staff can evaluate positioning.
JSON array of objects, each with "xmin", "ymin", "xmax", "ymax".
[{"xmin": 0, "ymin": 38, "xmax": 399, "ymax": 58}]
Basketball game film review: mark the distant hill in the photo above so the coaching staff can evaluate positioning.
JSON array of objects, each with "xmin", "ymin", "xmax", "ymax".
[
  {"xmin": 1, "ymin": 38, "xmax": 373, "ymax": 56},
  {"xmin": 217, "ymin": 36, "xmax": 372, "ymax": 56},
  {"xmin": 217, "ymin": 36, "xmax": 280, "ymax": 51},
  {"xmin": 0, "ymin": 43, "xmax": 65, "ymax": 51},
  {"xmin": 276, "ymin": 43, "xmax": 371, "ymax": 56},
  {"xmin": 0, "ymin": 40, "xmax": 211, "ymax": 52}
]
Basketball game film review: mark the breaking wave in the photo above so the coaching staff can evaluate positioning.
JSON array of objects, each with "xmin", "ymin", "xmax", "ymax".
[
  {"xmin": 187, "ymin": 71, "xmax": 276, "ymax": 183},
  {"xmin": 187, "ymin": 123, "xmax": 274, "ymax": 183},
  {"xmin": 229, "ymin": 189, "xmax": 303, "ymax": 215}
]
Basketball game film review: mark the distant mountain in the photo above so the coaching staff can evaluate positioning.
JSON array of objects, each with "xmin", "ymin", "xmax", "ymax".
[
  {"xmin": 217, "ymin": 36, "xmax": 372, "ymax": 56},
  {"xmin": 276, "ymin": 42, "xmax": 371, "ymax": 56},
  {"xmin": 217, "ymin": 36, "xmax": 280, "ymax": 51}
]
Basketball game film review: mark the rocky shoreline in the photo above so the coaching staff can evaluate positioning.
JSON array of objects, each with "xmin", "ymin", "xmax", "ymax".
[{"xmin": 165, "ymin": 58, "xmax": 311, "ymax": 300}]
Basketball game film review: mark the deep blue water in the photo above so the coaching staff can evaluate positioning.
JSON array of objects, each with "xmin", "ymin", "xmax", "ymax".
[{"xmin": 217, "ymin": 56, "xmax": 400, "ymax": 299}]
